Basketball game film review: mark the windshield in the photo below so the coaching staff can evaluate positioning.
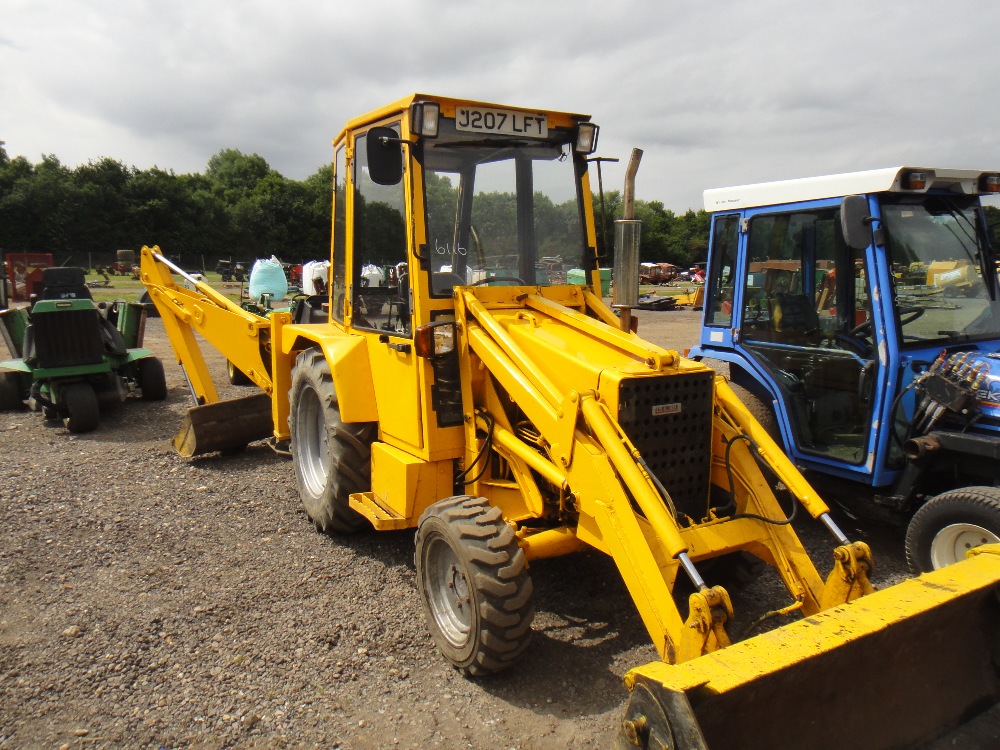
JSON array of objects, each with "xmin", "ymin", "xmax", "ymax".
[
  {"xmin": 419, "ymin": 118, "xmax": 587, "ymax": 294},
  {"xmin": 881, "ymin": 195, "xmax": 1000, "ymax": 346}
]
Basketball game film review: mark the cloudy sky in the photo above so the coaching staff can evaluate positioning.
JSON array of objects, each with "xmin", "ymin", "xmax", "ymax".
[{"xmin": 3, "ymin": 1, "xmax": 998, "ymax": 212}]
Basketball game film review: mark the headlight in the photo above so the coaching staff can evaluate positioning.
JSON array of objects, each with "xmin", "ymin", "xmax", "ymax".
[{"xmin": 576, "ymin": 122, "xmax": 599, "ymax": 154}]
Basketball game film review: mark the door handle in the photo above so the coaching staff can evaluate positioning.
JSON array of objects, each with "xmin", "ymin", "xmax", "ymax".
[{"xmin": 378, "ymin": 333, "xmax": 411, "ymax": 353}]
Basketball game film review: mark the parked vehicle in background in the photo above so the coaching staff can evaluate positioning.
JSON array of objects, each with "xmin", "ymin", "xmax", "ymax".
[
  {"xmin": 691, "ymin": 166, "xmax": 1000, "ymax": 573},
  {"xmin": 0, "ymin": 267, "xmax": 167, "ymax": 432}
]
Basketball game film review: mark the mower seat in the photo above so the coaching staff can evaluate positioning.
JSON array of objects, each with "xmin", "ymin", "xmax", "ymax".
[{"xmin": 39, "ymin": 267, "xmax": 92, "ymax": 302}]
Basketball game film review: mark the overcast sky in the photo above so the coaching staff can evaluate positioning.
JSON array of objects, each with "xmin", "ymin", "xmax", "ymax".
[{"xmin": 3, "ymin": 1, "xmax": 999, "ymax": 212}]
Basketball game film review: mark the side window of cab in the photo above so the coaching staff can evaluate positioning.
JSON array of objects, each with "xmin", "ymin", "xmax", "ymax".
[
  {"xmin": 705, "ymin": 214, "xmax": 739, "ymax": 327},
  {"xmin": 351, "ymin": 126, "xmax": 411, "ymax": 336}
]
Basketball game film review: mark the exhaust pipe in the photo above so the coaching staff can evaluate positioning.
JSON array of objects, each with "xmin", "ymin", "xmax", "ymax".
[
  {"xmin": 613, "ymin": 148, "xmax": 643, "ymax": 332},
  {"xmin": 905, "ymin": 434, "xmax": 942, "ymax": 460}
]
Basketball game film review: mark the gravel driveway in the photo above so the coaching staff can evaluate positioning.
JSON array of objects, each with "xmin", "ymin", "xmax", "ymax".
[{"xmin": 0, "ymin": 305, "xmax": 913, "ymax": 749}]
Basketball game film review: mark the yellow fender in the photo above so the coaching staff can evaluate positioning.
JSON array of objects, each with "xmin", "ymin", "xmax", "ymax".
[{"xmin": 279, "ymin": 323, "xmax": 378, "ymax": 425}]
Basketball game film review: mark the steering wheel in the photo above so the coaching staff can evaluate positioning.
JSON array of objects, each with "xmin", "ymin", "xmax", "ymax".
[
  {"xmin": 471, "ymin": 276, "xmax": 528, "ymax": 286},
  {"xmin": 848, "ymin": 307, "xmax": 924, "ymax": 338}
]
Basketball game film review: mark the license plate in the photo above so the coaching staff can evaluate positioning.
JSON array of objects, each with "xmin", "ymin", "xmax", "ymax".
[{"xmin": 455, "ymin": 107, "xmax": 548, "ymax": 138}]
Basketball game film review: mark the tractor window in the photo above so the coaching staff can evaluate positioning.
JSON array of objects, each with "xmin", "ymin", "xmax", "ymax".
[
  {"xmin": 741, "ymin": 208, "xmax": 875, "ymax": 464},
  {"xmin": 880, "ymin": 195, "xmax": 1000, "ymax": 347},
  {"xmin": 419, "ymin": 118, "xmax": 586, "ymax": 294},
  {"xmin": 706, "ymin": 214, "xmax": 739, "ymax": 327},
  {"xmin": 331, "ymin": 145, "xmax": 347, "ymax": 323},
  {"xmin": 352, "ymin": 127, "xmax": 411, "ymax": 336}
]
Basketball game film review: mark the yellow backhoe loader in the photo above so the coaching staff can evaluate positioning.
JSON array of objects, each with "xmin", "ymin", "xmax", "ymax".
[{"xmin": 140, "ymin": 94, "xmax": 1000, "ymax": 749}]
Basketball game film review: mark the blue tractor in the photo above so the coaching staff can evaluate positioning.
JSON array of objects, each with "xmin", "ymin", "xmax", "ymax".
[{"xmin": 690, "ymin": 167, "xmax": 1000, "ymax": 572}]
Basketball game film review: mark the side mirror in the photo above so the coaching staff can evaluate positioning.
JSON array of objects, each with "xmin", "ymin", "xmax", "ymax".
[
  {"xmin": 366, "ymin": 127, "xmax": 403, "ymax": 186},
  {"xmin": 841, "ymin": 195, "xmax": 872, "ymax": 250}
]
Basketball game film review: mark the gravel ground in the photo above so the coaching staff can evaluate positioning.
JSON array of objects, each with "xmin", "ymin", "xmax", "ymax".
[{"xmin": 0, "ymin": 304, "xmax": 916, "ymax": 749}]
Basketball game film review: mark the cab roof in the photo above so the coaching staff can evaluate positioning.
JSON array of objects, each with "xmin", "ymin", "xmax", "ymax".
[
  {"xmin": 704, "ymin": 167, "xmax": 998, "ymax": 212},
  {"xmin": 333, "ymin": 93, "xmax": 591, "ymax": 147}
]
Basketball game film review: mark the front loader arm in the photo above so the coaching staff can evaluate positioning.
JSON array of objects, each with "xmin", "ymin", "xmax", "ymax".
[
  {"xmin": 456, "ymin": 288, "xmax": 878, "ymax": 666},
  {"xmin": 458, "ymin": 290, "xmax": 750, "ymax": 662}
]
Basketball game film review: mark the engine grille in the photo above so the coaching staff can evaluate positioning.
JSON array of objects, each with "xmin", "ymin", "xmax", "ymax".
[
  {"xmin": 33, "ymin": 309, "xmax": 105, "ymax": 368},
  {"xmin": 618, "ymin": 370, "xmax": 714, "ymax": 522}
]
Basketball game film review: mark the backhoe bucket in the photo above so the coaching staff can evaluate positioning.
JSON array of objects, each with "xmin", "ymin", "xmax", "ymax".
[
  {"xmin": 172, "ymin": 393, "xmax": 274, "ymax": 457},
  {"xmin": 618, "ymin": 546, "xmax": 1000, "ymax": 750}
]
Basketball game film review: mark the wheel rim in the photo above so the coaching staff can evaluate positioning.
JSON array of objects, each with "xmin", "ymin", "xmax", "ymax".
[
  {"xmin": 298, "ymin": 385, "xmax": 328, "ymax": 497},
  {"xmin": 424, "ymin": 534, "xmax": 472, "ymax": 648},
  {"xmin": 930, "ymin": 523, "xmax": 1000, "ymax": 568}
]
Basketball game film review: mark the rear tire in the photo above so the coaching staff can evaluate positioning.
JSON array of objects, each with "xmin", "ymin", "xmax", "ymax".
[
  {"xmin": 227, "ymin": 359, "xmax": 252, "ymax": 386},
  {"xmin": 905, "ymin": 487, "xmax": 1000, "ymax": 572},
  {"xmin": 138, "ymin": 357, "xmax": 168, "ymax": 401},
  {"xmin": 62, "ymin": 383, "xmax": 99, "ymax": 433},
  {"xmin": 415, "ymin": 496, "xmax": 534, "ymax": 676},
  {"xmin": 289, "ymin": 348, "xmax": 374, "ymax": 534}
]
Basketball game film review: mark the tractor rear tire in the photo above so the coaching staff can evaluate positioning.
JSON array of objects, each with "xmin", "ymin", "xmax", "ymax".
[
  {"xmin": 289, "ymin": 348, "xmax": 374, "ymax": 534},
  {"xmin": 905, "ymin": 487, "xmax": 1000, "ymax": 573},
  {"xmin": 138, "ymin": 357, "xmax": 168, "ymax": 401},
  {"xmin": 227, "ymin": 360, "xmax": 252, "ymax": 386},
  {"xmin": 415, "ymin": 496, "xmax": 534, "ymax": 676},
  {"xmin": 0, "ymin": 371, "xmax": 23, "ymax": 410},
  {"xmin": 62, "ymin": 383, "xmax": 99, "ymax": 433},
  {"xmin": 728, "ymin": 382, "xmax": 781, "ymax": 446}
]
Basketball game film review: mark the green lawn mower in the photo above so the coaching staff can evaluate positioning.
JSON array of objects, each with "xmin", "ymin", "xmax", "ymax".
[{"xmin": 0, "ymin": 267, "xmax": 167, "ymax": 433}]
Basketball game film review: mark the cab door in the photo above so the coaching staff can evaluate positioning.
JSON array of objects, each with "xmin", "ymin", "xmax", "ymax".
[
  {"xmin": 348, "ymin": 125, "xmax": 423, "ymax": 450},
  {"xmin": 734, "ymin": 202, "xmax": 880, "ymax": 474}
]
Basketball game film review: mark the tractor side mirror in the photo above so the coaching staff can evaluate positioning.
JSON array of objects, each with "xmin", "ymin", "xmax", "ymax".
[
  {"xmin": 841, "ymin": 195, "xmax": 872, "ymax": 250},
  {"xmin": 366, "ymin": 127, "xmax": 404, "ymax": 186}
]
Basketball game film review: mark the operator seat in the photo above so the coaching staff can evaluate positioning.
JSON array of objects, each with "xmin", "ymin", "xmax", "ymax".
[
  {"xmin": 38, "ymin": 267, "xmax": 92, "ymax": 302},
  {"xmin": 432, "ymin": 272, "xmax": 466, "ymax": 295},
  {"xmin": 770, "ymin": 293, "xmax": 821, "ymax": 344}
]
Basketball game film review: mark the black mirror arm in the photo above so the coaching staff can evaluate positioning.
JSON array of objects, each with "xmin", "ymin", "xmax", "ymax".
[{"xmin": 378, "ymin": 135, "xmax": 416, "ymax": 147}]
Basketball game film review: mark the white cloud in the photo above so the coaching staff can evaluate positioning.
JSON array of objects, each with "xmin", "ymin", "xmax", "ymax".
[{"xmin": 2, "ymin": 0, "xmax": 999, "ymax": 209}]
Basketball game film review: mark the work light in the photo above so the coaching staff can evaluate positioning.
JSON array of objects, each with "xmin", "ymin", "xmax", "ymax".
[
  {"xmin": 576, "ymin": 122, "xmax": 599, "ymax": 154},
  {"xmin": 410, "ymin": 102, "xmax": 440, "ymax": 138}
]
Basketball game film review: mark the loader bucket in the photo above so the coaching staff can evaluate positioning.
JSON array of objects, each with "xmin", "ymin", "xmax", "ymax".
[
  {"xmin": 618, "ymin": 546, "xmax": 1000, "ymax": 750},
  {"xmin": 172, "ymin": 393, "xmax": 274, "ymax": 457}
]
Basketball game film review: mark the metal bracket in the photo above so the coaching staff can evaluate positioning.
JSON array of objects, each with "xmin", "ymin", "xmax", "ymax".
[
  {"xmin": 678, "ymin": 586, "xmax": 733, "ymax": 662},
  {"xmin": 552, "ymin": 390, "xmax": 583, "ymax": 468},
  {"xmin": 820, "ymin": 541, "xmax": 875, "ymax": 609}
]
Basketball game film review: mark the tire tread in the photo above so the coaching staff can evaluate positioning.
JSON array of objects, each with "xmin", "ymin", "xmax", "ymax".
[{"xmin": 416, "ymin": 496, "xmax": 534, "ymax": 676}]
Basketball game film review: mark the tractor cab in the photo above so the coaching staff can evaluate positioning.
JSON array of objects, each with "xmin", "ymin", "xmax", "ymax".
[
  {"xmin": 691, "ymin": 167, "xmax": 1000, "ymax": 568},
  {"xmin": 317, "ymin": 95, "xmax": 604, "ymax": 458},
  {"xmin": 329, "ymin": 95, "xmax": 601, "ymax": 335}
]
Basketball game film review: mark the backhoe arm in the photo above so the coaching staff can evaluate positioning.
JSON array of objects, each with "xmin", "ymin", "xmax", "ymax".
[{"xmin": 139, "ymin": 245, "xmax": 275, "ymax": 403}]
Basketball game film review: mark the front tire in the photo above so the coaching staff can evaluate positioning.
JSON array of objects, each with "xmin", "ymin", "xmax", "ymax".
[
  {"xmin": 289, "ymin": 348, "xmax": 374, "ymax": 534},
  {"xmin": 0, "ymin": 371, "xmax": 23, "ymax": 410},
  {"xmin": 415, "ymin": 496, "xmax": 534, "ymax": 676},
  {"xmin": 62, "ymin": 382, "xmax": 100, "ymax": 433},
  {"xmin": 905, "ymin": 487, "xmax": 1000, "ymax": 572}
]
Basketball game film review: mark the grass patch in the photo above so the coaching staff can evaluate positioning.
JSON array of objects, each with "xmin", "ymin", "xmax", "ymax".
[{"xmin": 84, "ymin": 271, "xmax": 247, "ymax": 305}]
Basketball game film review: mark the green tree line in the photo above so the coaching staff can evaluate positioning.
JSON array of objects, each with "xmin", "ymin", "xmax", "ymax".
[
  {"xmin": 0, "ymin": 142, "xmax": 714, "ymax": 271},
  {"xmin": 0, "ymin": 145, "xmax": 333, "ymax": 269}
]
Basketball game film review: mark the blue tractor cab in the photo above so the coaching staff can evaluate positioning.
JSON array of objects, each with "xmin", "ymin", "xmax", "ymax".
[{"xmin": 690, "ymin": 167, "xmax": 1000, "ymax": 572}]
